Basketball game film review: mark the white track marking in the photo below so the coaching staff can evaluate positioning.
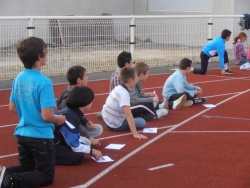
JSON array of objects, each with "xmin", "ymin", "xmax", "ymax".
[
  {"xmin": 148, "ymin": 163, "xmax": 174, "ymax": 171},
  {"xmin": 0, "ymin": 153, "xmax": 18, "ymax": 159},
  {"xmin": 72, "ymin": 88, "xmax": 250, "ymax": 188}
]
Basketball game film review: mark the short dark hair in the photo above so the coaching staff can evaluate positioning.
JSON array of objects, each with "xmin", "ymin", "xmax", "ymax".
[
  {"xmin": 16, "ymin": 37, "xmax": 47, "ymax": 69},
  {"xmin": 117, "ymin": 51, "xmax": 132, "ymax": 68},
  {"xmin": 120, "ymin": 67, "xmax": 136, "ymax": 84},
  {"xmin": 67, "ymin": 66, "xmax": 86, "ymax": 85},
  {"xmin": 179, "ymin": 58, "xmax": 192, "ymax": 70},
  {"xmin": 221, "ymin": 29, "xmax": 231, "ymax": 39},
  {"xmin": 66, "ymin": 86, "xmax": 94, "ymax": 109}
]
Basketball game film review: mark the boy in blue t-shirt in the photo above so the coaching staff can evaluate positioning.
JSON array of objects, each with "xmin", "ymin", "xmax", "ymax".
[
  {"xmin": 192, "ymin": 29, "xmax": 235, "ymax": 75},
  {"xmin": 0, "ymin": 37, "xmax": 66, "ymax": 188}
]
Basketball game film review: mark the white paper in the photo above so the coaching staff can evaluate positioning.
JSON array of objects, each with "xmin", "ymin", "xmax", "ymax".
[
  {"xmin": 203, "ymin": 104, "xmax": 216, "ymax": 108},
  {"xmin": 143, "ymin": 128, "xmax": 157, "ymax": 133},
  {"xmin": 105, "ymin": 144, "xmax": 125, "ymax": 150},
  {"xmin": 91, "ymin": 156, "xmax": 114, "ymax": 163}
]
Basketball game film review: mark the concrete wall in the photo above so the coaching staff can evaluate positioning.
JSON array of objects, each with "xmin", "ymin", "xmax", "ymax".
[
  {"xmin": 0, "ymin": 0, "xmax": 249, "ymax": 17},
  {"xmin": 0, "ymin": 0, "xmax": 134, "ymax": 16}
]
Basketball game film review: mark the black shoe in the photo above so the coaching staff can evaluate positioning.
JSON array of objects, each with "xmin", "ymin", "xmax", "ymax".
[
  {"xmin": 194, "ymin": 98, "xmax": 206, "ymax": 104},
  {"xmin": 225, "ymin": 69, "xmax": 235, "ymax": 75}
]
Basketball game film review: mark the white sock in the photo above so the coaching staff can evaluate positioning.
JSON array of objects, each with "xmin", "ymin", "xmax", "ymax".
[{"xmin": 224, "ymin": 64, "xmax": 228, "ymax": 70}]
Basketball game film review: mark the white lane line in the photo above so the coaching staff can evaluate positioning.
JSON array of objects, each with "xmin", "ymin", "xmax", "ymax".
[
  {"xmin": 171, "ymin": 131, "xmax": 250, "ymax": 133},
  {"xmin": 72, "ymin": 89, "xmax": 250, "ymax": 188},
  {"xmin": 0, "ymin": 153, "xmax": 18, "ymax": 159},
  {"xmin": 148, "ymin": 163, "xmax": 174, "ymax": 171},
  {"xmin": 203, "ymin": 115, "xmax": 250, "ymax": 121}
]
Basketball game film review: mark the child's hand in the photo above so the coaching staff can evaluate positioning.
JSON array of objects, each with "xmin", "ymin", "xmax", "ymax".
[
  {"xmin": 92, "ymin": 149, "xmax": 102, "ymax": 159},
  {"xmin": 153, "ymin": 95, "xmax": 159, "ymax": 103},
  {"xmin": 86, "ymin": 121, "xmax": 95, "ymax": 130},
  {"xmin": 55, "ymin": 115, "xmax": 66, "ymax": 125},
  {"xmin": 90, "ymin": 137, "xmax": 100, "ymax": 148},
  {"xmin": 133, "ymin": 133, "xmax": 148, "ymax": 139}
]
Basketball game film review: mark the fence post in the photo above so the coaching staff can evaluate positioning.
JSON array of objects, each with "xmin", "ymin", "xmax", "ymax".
[
  {"xmin": 27, "ymin": 17, "xmax": 35, "ymax": 37},
  {"xmin": 208, "ymin": 17, "xmax": 213, "ymax": 41},
  {"xmin": 208, "ymin": 17, "xmax": 213, "ymax": 62},
  {"xmin": 130, "ymin": 17, "xmax": 136, "ymax": 60}
]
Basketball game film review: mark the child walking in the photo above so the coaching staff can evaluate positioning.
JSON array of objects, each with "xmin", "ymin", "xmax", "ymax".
[
  {"xmin": 0, "ymin": 37, "xmax": 66, "ymax": 188},
  {"xmin": 102, "ymin": 67, "xmax": 148, "ymax": 139}
]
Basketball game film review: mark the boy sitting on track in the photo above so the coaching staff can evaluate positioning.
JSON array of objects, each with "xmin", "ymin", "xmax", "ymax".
[
  {"xmin": 101, "ymin": 67, "xmax": 148, "ymax": 139},
  {"xmin": 97, "ymin": 51, "xmax": 133, "ymax": 118},
  {"xmin": 57, "ymin": 65, "xmax": 103, "ymax": 147},
  {"xmin": 54, "ymin": 86, "xmax": 102, "ymax": 165},
  {"xmin": 1, "ymin": 37, "xmax": 66, "ymax": 188},
  {"xmin": 129, "ymin": 62, "xmax": 168, "ymax": 121},
  {"xmin": 161, "ymin": 58, "xmax": 206, "ymax": 111}
]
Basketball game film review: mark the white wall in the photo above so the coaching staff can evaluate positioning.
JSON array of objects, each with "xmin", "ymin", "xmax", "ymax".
[{"xmin": 0, "ymin": 0, "xmax": 134, "ymax": 16}]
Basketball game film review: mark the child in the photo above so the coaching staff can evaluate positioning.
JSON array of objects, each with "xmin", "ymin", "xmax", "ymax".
[
  {"xmin": 57, "ymin": 65, "xmax": 103, "ymax": 147},
  {"xmin": 192, "ymin": 29, "xmax": 235, "ymax": 75},
  {"xmin": 101, "ymin": 67, "xmax": 148, "ymax": 139},
  {"xmin": 162, "ymin": 58, "xmax": 206, "ymax": 110},
  {"xmin": 129, "ymin": 62, "xmax": 168, "ymax": 121},
  {"xmin": 0, "ymin": 37, "xmax": 66, "ymax": 188},
  {"xmin": 109, "ymin": 51, "xmax": 133, "ymax": 92},
  {"xmin": 97, "ymin": 51, "xmax": 133, "ymax": 119},
  {"xmin": 233, "ymin": 32, "xmax": 248, "ymax": 65},
  {"xmin": 54, "ymin": 86, "xmax": 102, "ymax": 165}
]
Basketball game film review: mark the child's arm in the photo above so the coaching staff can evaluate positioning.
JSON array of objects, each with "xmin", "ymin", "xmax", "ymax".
[
  {"xmin": 123, "ymin": 106, "xmax": 147, "ymax": 139},
  {"xmin": 42, "ymin": 108, "xmax": 66, "ymax": 125},
  {"xmin": 9, "ymin": 102, "xmax": 17, "ymax": 113}
]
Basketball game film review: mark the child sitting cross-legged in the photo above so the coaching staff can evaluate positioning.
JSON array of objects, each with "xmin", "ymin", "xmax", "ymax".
[
  {"xmin": 101, "ymin": 67, "xmax": 148, "ymax": 139},
  {"xmin": 129, "ymin": 62, "xmax": 168, "ymax": 121}
]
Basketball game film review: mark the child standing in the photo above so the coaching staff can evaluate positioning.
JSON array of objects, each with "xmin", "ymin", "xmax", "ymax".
[
  {"xmin": 162, "ymin": 58, "xmax": 206, "ymax": 110},
  {"xmin": 57, "ymin": 65, "xmax": 103, "ymax": 147},
  {"xmin": 0, "ymin": 37, "xmax": 66, "ymax": 188},
  {"xmin": 233, "ymin": 32, "xmax": 248, "ymax": 65},
  {"xmin": 102, "ymin": 67, "xmax": 147, "ymax": 139},
  {"xmin": 54, "ymin": 86, "xmax": 102, "ymax": 165},
  {"xmin": 129, "ymin": 62, "xmax": 168, "ymax": 121},
  {"xmin": 192, "ymin": 29, "xmax": 235, "ymax": 75}
]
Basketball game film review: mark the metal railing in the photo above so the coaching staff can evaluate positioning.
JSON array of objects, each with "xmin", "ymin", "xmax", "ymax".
[{"xmin": 0, "ymin": 15, "xmax": 245, "ymax": 80}]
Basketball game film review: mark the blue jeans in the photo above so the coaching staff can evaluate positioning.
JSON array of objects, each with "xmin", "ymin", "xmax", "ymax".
[
  {"xmin": 103, "ymin": 117, "xmax": 146, "ymax": 131},
  {"xmin": 239, "ymin": 58, "xmax": 248, "ymax": 65},
  {"xmin": 6, "ymin": 136, "xmax": 55, "ymax": 187}
]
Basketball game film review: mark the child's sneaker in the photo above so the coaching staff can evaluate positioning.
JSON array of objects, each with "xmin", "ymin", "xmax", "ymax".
[
  {"xmin": 225, "ymin": 69, "xmax": 235, "ymax": 75},
  {"xmin": 183, "ymin": 100, "xmax": 193, "ymax": 107},
  {"xmin": 172, "ymin": 95, "xmax": 187, "ymax": 110},
  {"xmin": 0, "ymin": 165, "xmax": 13, "ymax": 188},
  {"xmin": 194, "ymin": 97, "xmax": 206, "ymax": 104},
  {"xmin": 156, "ymin": 108, "xmax": 168, "ymax": 118},
  {"xmin": 159, "ymin": 99, "xmax": 168, "ymax": 109}
]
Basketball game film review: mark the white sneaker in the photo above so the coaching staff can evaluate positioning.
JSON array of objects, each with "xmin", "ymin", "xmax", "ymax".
[
  {"xmin": 240, "ymin": 62, "xmax": 250, "ymax": 70},
  {"xmin": 183, "ymin": 100, "xmax": 193, "ymax": 107},
  {"xmin": 172, "ymin": 95, "xmax": 187, "ymax": 110},
  {"xmin": 159, "ymin": 99, "xmax": 168, "ymax": 109},
  {"xmin": 156, "ymin": 108, "xmax": 168, "ymax": 118}
]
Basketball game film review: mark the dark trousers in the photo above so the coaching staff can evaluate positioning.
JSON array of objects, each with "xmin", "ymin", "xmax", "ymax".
[
  {"xmin": 193, "ymin": 50, "xmax": 229, "ymax": 74},
  {"xmin": 131, "ymin": 102, "xmax": 157, "ymax": 120},
  {"xmin": 55, "ymin": 144, "xmax": 84, "ymax": 166},
  {"xmin": 6, "ymin": 136, "xmax": 55, "ymax": 187},
  {"xmin": 168, "ymin": 93, "xmax": 197, "ymax": 109}
]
